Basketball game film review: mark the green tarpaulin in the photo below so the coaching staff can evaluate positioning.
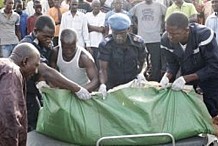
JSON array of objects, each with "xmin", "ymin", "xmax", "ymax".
[{"xmin": 36, "ymin": 82, "xmax": 215, "ymax": 145}]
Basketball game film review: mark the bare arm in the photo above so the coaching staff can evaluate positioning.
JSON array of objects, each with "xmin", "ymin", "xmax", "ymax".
[
  {"xmin": 88, "ymin": 24, "xmax": 105, "ymax": 33},
  {"xmin": 189, "ymin": 14, "xmax": 198, "ymax": 23},
  {"xmin": 183, "ymin": 73, "xmax": 199, "ymax": 83},
  {"xmin": 79, "ymin": 52, "xmax": 99, "ymax": 92},
  {"xmin": 98, "ymin": 60, "xmax": 108, "ymax": 84},
  {"xmin": 15, "ymin": 25, "xmax": 21, "ymax": 41},
  {"xmin": 38, "ymin": 63, "xmax": 81, "ymax": 92},
  {"xmin": 49, "ymin": 46, "xmax": 59, "ymax": 69}
]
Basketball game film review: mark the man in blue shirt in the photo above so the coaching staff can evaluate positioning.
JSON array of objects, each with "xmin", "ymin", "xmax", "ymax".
[{"xmin": 160, "ymin": 13, "xmax": 218, "ymax": 124}]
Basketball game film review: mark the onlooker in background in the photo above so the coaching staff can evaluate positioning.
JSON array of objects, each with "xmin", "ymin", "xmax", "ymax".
[
  {"xmin": 104, "ymin": 0, "xmax": 129, "ymax": 35},
  {"xmin": 0, "ymin": 43, "xmax": 40, "ymax": 146},
  {"xmin": 122, "ymin": 0, "xmax": 132, "ymax": 11},
  {"xmin": 205, "ymin": 0, "xmax": 218, "ymax": 42},
  {"xmin": 129, "ymin": 0, "xmax": 166, "ymax": 82},
  {"xmin": 155, "ymin": 0, "xmax": 172, "ymax": 7},
  {"xmin": 203, "ymin": 0, "xmax": 213, "ymax": 20},
  {"xmin": 47, "ymin": 0, "xmax": 68, "ymax": 46},
  {"xmin": 192, "ymin": 0, "xmax": 205, "ymax": 24},
  {"xmin": 0, "ymin": 0, "xmax": 21, "ymax": 58},
  {"xmin": 99, "ymin": 0, "xmax": 111, "ymax": 13},
  {"xmin": 78, "ymin": 0, "xmax": 92, "ymax": 13},
  {"xmin": 15, "ymin": 0, "xmax": 28, "ymax": 39},
  {"xmin": 86, "ymin": 0, "xmax": 105, "ymax": 62},
  {"xmin": 160, "ymin": 12, "xmax": 218, "ymax": 125},
  {"xmin": 0, "ymin": 0, "xmax": 3, "ymax": 8},
  {"xmin": 165, "ymin": 0, "xmax": 198, "ymax": 22},
  {"xmin": 61, "ymin": 0, "xmax": 71, "ymax": 9},
  {"xmin": 41, "ymin": 0, "xmax": 54, "ymax": 14},
  {"xmin": 25, "ymin": 0, "xmax": 35, "ymax": 16},
  {"xmin": 98, "ymin": 13, "xmax": 147, "ymax": 96},
  {"xmin": 50, "ymin": 28, "xmax": 99, "ymax": 92},
  {"xmin": 60, "ymin": 0, "xmax": 91, "ymax": 49},
  {"xmin": 21, "ymin": 15, "xmax": 91, "ymax": 131},
  {"xmin": 27, "ymin": 0, "xmax": 42, "ymax": 34}
]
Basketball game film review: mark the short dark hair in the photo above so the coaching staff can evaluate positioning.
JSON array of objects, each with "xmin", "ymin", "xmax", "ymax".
[
  {"xmin": 35, "ymin": 15, "xmax": 55, "ymax": 31},
  {"xmin": 60, "ymin": 28, "xmax": 77, "ymax": 43},
  {"xmin": 166, "ymin": 12, "xmax": 189, "ymax": 29}
]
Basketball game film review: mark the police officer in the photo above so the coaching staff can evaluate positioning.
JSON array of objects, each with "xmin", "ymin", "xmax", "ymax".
[
  {"xmin": 98, "ymin": 13, "xmax": 147, "ymax": 97},
  {"xmin": 160, "ymin": 13, "xmax": 218, "ymax": 124}
]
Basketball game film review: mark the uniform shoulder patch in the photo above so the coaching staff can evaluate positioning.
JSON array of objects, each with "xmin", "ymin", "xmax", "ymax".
[
  {"xmin": 133, "ymin": 35, "xmax": 144, "ymax": 43},
  {"xmin": 104, "ymin": 34, "xmax": 113, "ymax": 42}
]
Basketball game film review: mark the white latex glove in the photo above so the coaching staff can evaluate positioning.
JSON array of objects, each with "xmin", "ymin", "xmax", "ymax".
[
  {"xmin": 75, "ymin": 87, "xmax": 91, "ymax": 100},
  {"xmin": 171, "ymin": 76, "xmax": 186, "ymax": 91},
  {"xmin": 36, "ymin": 81, "xmax": 50, "ymax": 93},
  {"xmin": 98, "ymin": 84, "xmax": 107, "ymax": 99},
  {"xmin": 136, "ymin": 74, "xmax": 147, "ymax": 87},
  {"xmin": 160, "ymin": 73, "xmax": 169, "ymax": 88}
]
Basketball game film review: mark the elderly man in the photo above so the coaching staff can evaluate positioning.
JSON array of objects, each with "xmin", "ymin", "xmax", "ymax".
[
  {"xmin": 0, "ymin": 43, "xmax": 40, "ymax": 146},
  {"xmin": 98, "ymin": 13, "xmax": 147, "ymax": 97},
  {"xmin": 160, "ymin": 13, "xmax": 218, "ymax": 125}
]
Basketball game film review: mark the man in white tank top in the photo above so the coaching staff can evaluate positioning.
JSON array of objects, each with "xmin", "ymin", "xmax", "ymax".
[{"xmin": 50, "ymin": 28, "xmax": 99, "ymax": 92}]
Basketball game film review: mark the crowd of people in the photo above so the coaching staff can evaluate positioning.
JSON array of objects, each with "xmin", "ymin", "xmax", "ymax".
[{"xmin": 1, "ymin": 0, "xmax": 218, "ymax": 145}]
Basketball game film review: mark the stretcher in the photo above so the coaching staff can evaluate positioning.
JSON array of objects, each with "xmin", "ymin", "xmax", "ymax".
[{"xmin": 27, "ymin": 130, "xmax": 216, "ymax": 146}]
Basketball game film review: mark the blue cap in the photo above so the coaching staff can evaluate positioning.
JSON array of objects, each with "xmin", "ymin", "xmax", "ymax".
[{"xmin": 108, "ymin": 13, "xmax": 131, "ymax": 31}]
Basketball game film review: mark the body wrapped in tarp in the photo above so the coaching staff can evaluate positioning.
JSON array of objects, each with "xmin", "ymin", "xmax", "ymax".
[{"xmin": 36, "ymin": 82, "xmax": 215, "ymax": 145}]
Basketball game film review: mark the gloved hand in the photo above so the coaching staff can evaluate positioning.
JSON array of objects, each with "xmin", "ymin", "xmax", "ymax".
[
  {"xmin": 136, "ymin": 74, "xmax": 147, "ymax": 87},
  {"xmin": 171, "ymin": 76, "xmax": 186, "ymax": 91},
  {"xmin": 98, "ymin": 84, "xmax": 107, "ymax": 99},
  {"xmin": 75, "ymin": 87, "xmax": 91, "ymax": 100},
  {"xmin": 160, "ymin": 73, "xmax": 169, "ymax": 88},
  {"xmin": 36, "ymin": 81, "xmax": 50, "ymax": 93}
]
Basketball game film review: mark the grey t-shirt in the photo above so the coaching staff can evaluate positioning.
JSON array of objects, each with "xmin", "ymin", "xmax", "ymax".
[
  {"xmin": 129, "ymin": 1, "xmax": 166, "ymax": 43},
  {"xmin": 0, "ymin": 9, "xmax": 20, "ymax": 45}
]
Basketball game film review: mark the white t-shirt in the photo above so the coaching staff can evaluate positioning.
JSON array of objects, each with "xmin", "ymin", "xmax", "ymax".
[
  {"xmin": 60, "ymin": 11, "xmax": 91, "ymax": 47},
  {"xmin": 86, "ymin": 11, "xmax": 106, "ymax": 48}
]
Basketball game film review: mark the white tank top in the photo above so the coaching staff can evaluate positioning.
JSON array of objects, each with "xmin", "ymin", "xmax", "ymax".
[{"xmin": 57, "ymin": 46, "xmax": 90, "ymax": 86}]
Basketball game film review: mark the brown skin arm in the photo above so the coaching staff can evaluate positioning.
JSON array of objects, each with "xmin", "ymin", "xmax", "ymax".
[
  {"xmin": 183, "ymin": 73, "xmax": 199, "ymax": 83},
  {"xmin": 79, "ymin": 52, "xmax": 99, "ymax": 92},
  {"xmin": 49, "ymin": 46, "xmax": 59, "ymax": 70},
  {"xmin": 38, "ymin": 62, "xmax": 81, "ymax": 92},
  {"xmin": 98, "ymin": 60, "xmax": 108, "ymax": 84},
  {"xmin": 189, "ymin": 14, "xmax": 198, "ymax": 23},
  {"xmin": 88, "ymin": 24, "xmax": 105, "ymax": 33},
  {"xmin": 165, "ymin": 72, "xmax": 199, "ymax": 83},
  {"xmin": 104, "ymin": 26, "xmax": 109, "ymax": 36},
  {"xmin": 15, "ymin": 25, "xmax": 21, "ymax": 41}
]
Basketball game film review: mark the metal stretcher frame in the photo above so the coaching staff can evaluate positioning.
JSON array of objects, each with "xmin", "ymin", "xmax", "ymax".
[{"xmin": 96, "ymin": 133, "xmax": 176, "ymax": 146}]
